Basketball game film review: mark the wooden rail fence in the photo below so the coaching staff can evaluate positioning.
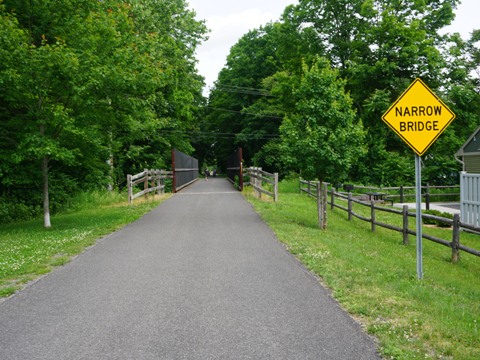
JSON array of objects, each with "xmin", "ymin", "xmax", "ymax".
[
  {"xmin": 300, "ymin": 179, "xmax": 480, "ymax": 262},
  {"xmin": 127, "ymin": 169, "xmax": 172, "ymax": 204},
  {"xmin": 333, "ymin": 183, "xmax": 460, "ymax": 208},
  {"xmin": 245, "ymin": 167, "xmax": 278, "ymax": 202}
]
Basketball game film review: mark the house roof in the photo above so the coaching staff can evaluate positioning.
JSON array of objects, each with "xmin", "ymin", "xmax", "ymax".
[{"xmin": 455, "ymin": 125, "xmax": 480, "ymax": 157}]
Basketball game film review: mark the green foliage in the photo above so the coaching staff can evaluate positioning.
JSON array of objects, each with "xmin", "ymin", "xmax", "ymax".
[
  {"xmin": 0, "ymin": 0, "xmax": 207, "ymax": 224},
  {"xmin": 204, "ymin": 0, "xmax": 477, "ymax": 187},
  {"xmin": 65, "ymin": 190, "xmax": 126, "ymax": 212},
  {"xmin": 423, "ymin": 210, "xmax": 454, "ymax": 228},
  {"xmin": 234, "ymin": 175, "xmax": 240, "ymax": 190},
  {"xmin": 198, "ymin": 24, "xmax": 286, "ymax": 171},
  {"xmin": 280, "ymin": 57, "xmax": 366, "ymax": 182},
  {"xmin": 0, "ymin": 198, "xmax": 41, "ymax": 223},
  {"xmin": 252, "ymin": 139, "xmax": 296, "ymax": 178}
]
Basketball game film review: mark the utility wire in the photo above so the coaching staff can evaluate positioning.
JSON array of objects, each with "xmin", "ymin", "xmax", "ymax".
[
  {"xmin": 212, "ymin": 85, "xmax": 277, "ymax": 97},
  {"xmin": 158, "ymin": 129, "xmax": 280, "ymax": 140},
  {"xmin": 204, "ymin": 106, "xmax": 283, "ymax": 119}
]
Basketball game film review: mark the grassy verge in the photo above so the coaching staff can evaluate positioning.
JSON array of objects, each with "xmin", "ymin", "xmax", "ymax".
[
  {"xmin": 245, "ymin": 180, "xmax": 479, "ymax": 360},
  {"xmin": 0, "ymin": 191, "xmax": 169, "ymax": 298}
]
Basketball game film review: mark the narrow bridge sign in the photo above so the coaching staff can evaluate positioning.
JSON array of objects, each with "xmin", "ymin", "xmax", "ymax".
[{"xmin": 382, "ymin": 78, "xmax": 455, "ymax": 156}]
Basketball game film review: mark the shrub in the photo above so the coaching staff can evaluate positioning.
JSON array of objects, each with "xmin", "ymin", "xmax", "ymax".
[
  {"xmin": 423, "ymin": 209, "xmax": 453, "ymax": 227},
  {"xmin": 0, "ymin": 198, "xmax": 41, "ymax": 223}
]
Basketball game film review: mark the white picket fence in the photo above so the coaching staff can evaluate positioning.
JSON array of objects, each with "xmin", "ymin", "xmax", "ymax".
[{"xmin": 460, "ymin": 172, "xmax": 480, "ymax": 227}]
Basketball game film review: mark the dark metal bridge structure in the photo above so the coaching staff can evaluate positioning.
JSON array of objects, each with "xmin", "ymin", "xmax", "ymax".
[
  {"xmin": 171, "ymin": 148, "xmax": 199, "ymax": 193},
  {"xmin": 226, "ymin": 147, "xmax": 244, "ymax": 190}
]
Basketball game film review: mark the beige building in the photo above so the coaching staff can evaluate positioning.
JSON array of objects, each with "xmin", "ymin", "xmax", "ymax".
[{"xmin": 455, "ymin": 126, "xmax": 480, "ymax": 173}]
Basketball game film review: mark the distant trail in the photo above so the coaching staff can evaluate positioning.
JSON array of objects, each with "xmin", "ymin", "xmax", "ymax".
[{"xmin": 0, "ymin": 177, "xmax": 380, "ymax": 359}]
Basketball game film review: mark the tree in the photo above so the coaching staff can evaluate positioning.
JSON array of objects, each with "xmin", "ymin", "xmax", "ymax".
[
  {"xmin": 287, "ymin": 0, "xmax": 460, "ymax": 185},
  {"xmin": 0, "ymin": 0, "xmax": 208, "ymax": 225},
  {"xmin": 203, "ymin": 24, "xmax": 285, "ymax": 170},
  {"xmin": 280, "ymin": 57, "xmax": 365, "ymax": 228},
  {"xmin": 0, "ymin": 3, "xmax": 86, "ymax": 227}
]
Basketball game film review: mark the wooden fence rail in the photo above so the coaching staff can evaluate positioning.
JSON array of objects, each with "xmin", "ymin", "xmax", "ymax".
[
  {"xmin": 325, "ymin": 183, "xmax": 460, "ymax": 208},
  {"xmin": 300, "ymin": 179, "xmax": 480, "ymax": 262},
  {"xmin": 127, "ymin": 169, "xmax": 172, "ymax": 204},
  {"xmin": 245, "ymin": 167, "xmax": 278, "ymax": 202}
]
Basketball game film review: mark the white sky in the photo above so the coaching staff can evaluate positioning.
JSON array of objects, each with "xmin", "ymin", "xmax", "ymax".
[{"xmin": 188, "ymin": 0, "xmax": 479, "ymax": 95}]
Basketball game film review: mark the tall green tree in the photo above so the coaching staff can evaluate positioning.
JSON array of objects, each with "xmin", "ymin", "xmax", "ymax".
[
  {"xmin": 0, "ymin": 0, "xmax": 207, "ymax": 225},
  {"xmin": 288, "ymin": 0, "xmax": 460, "ymax": 185},
  {"xmin": 203, "ymin": 24, "xmax": 284, "ymax": 169},
  {"xmin": 281, "ymin": 57, "xmax": 365, "ymax": 183},
  {"xmin": 204, "ymin": 0, "xmax": 468, "ymax": 185},
  {"xmin": 1, "ymin": 3, "xmax": 88, "ymax": 227},
  {"xmin": 281, "ymin": 57, "xmax": 365, "ymax": 227}
]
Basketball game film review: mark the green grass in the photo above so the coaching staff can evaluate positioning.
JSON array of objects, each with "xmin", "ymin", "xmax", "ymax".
[
  {"xmin": 0, "ymin": 191, "xmax": 169, "ymax": 297},
  {"xmin": 245, "ymin": 180, "xmax": 480, "ymax": 360}
]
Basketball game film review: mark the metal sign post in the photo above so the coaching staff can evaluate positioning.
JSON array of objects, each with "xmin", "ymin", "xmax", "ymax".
[
  {"xmin": 415, "ymin": 155, "xmax": 423, "ymax": 280},
  {"xmin": 382, "ymin": 78, "xmax": 456, "ymax": 280}
]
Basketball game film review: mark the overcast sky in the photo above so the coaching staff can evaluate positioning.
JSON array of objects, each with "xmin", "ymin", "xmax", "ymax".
[{"xmin": 187, "ymin": 0, "xmax": 479, "ymax": 95}]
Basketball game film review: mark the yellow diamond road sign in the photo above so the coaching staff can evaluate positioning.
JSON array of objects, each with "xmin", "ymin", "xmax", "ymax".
[{"xmin": 382, "ymin": 78, "xmax": 455, "ymax": 156}]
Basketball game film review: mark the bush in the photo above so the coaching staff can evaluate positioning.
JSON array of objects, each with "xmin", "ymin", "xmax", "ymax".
[
  {"xmin": 423, "ymin": 209, "xmax": 453, "ymax": 227},
  {"xmin": 0, "ymin": 198, "xmax": 41, "ymax": 223},
  {"xmin": 234, "ymin": 175, "xmax": 240, "ymax": 190},
  {"xmin": 279, "ymin": 175, "xmax": 301, "ymax": 194}
]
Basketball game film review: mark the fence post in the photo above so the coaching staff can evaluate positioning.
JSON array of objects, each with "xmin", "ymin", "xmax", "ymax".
[
  {"xmin": 150, "ymin": 169, "xmax": 155, "ymax": 194},
  {"xmin": 144, "ymin": 169, "xmax": 149, "ymax": 199},
  {"xmin": 155, "ymin": 169, "xmax": 161, "ymax": 195},
  {"xmin": 127, "ymin": 174, "xmax": 133, "ymax": 204},
  {"xmin": 255, "ymin": 168, "xmax": 260, "ymax": 198},
  {"xmin": 251, "ymin": 168, "xmax": 255, "ymax": 197},
  {"xmin": 331, "ymin": 187, "xmax": 335, "ymax": 210},
  {"xmin": 402, "ymin": 205, "xmax": 409, "ymax": 245},
  {"xmin": 317, "ymin": 185, "xmax": 322, "ymax": 228},
  {"xmin": 452, "ymin": 213, "xmax": 460, "ymax": 263},
  {"xmin": 400, "ymin": 185, "xmax": 404, "ymax": 203},
  {"xmin": 322, "ymin": 183, "xmax": 328, "ymax": 229},
  {"xmin": 239, "ymin": 147, "xmax": 244, "ymax": 191},
  {"xmin": 426, "ymin": 183, "xmax": 430, "ymax": 210},
  {"xmin": 308, "ymin": 181, "xmax": 311, "ymax": 197},
  {"xmin": 160, "ymin": 170, "xmax": 167, "ymax": 194},
  {"xmin": 348, "ymin": 192, "xmax": 353, "ymax": 221},
  {"xmin": 299, "ymin": 178, "xmax": 302, "ymax": 194},
  {"xmin": 274, "ymin": 173, "xmax": 279, "ymax": 202},
  {"xmin": 171, "ymin": 149, "xmax": 176, "ymax": 193},
  {"xmin": 254, "ymin": 168, "xmax": 258, "ymax": 197},
  {"xmin": 258, "ymin": 167, "xmax": 262, "ymax": 200},
  {"xmin": 371, "ymin": 201, "xmax": 376, "ymax": 232}
]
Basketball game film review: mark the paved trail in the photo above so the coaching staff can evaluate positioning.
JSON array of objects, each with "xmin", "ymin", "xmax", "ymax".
[{"xmin": 0, "ymin": 178, "xmax": 380, "ymax": 359}]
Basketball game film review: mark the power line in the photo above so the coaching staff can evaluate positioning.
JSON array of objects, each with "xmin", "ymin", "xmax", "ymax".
[
  {"xmin": 157, "ymin": 129, "xmax": 280, "ymax": 140},
  {"xmin": 212, "ymin": 85, "xmax": 277, "ymax": 97},
  {"xmin": 204, "ymin": 106, "xmax": 283, "ymax": 119}
]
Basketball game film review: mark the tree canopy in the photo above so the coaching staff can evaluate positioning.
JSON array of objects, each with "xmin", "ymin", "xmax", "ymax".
[
  {"xmin": 0, "ymin": 0, "xmax": 207, "ymax": 225},
  {"xmin": 2, "ymin": 0, "xmax": 479, "ymax": 224},
  {"xmin": 201, "ymin": 0, "xmax": 479, "ymax": 187}
]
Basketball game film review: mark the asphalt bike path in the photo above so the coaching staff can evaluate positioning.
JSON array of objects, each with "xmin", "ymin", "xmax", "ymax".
[{"xmin": 0, "ymin": 178, "xmax": 380, "ymax": 359}]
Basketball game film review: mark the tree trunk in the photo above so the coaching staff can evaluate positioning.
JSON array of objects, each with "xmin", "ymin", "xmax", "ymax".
[
  {"xmin": 107, "ymin": 154, "xmax": 114, "ymax": 192},
  {"xmin": 322, "ymin": 182, "xmax": 327, "ymax": 229},
  {"xmin": 317, "ymin": 180, "xmax": 327, "ymax": 230},
  {"xmin": 107, "ymin": 132, "xmax": 114, "ymax": 191},
  {"xmin": 42, "ymin": 156, "xmax": 51, "ymax": 228}
]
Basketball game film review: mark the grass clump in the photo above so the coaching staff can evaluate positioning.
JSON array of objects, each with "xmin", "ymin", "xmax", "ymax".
[
  {"xmin": 246, "ymin": 179, "xmax": 479, "ymax": 360},
  {"xmin": 0, "ymin": 191, "xmax": 169, "ymax": 298}
]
